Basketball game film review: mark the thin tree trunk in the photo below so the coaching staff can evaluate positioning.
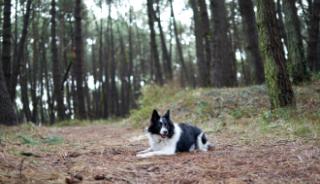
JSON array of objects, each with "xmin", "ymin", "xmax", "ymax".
[
  {"xmin": 39, "ymin": 52, "xmax": 45, "ymax": 123},
  {"xmin": 74, "ymin": 0, "xmax": 86, "ymax": 119},
  {"xmin": 276, "ymin": 0, "xmax": 288, "ymax": 47},
  {"xmin": 190, "ymin": 0, "xmax": 209, "ymax": 87},
  {"xmin": 10, "ymin": 0, "xmax": 32, "ymax": 101},
  {"xmin": 2, "ymin": 0, "xmax": 12, "ymax": 89},
  {"xmin": 118, "ymin": 26, "xmax": 129, "ymax": 115},
  {"xmin": 31, "ymin": 14, "xmax": 39, "ymax": 123},
  {"xmin": 108, "ymin": 7, "xmax": 119, "ymax": 116},
  {"xmin": 103, "ymin": 29, "xmax": 110, "ymax": 118},
  {"xmin": 238, "ymin": 0, "xmax": 265, "ymax": 84},
  {"xmin": 20, "ymin": 55, "xmax": 32, "ymax": 122},
  {"xmin": 155, "ymin": 0, "xmax": 173, "ymax": 81},
  {"xmin": 147, "ymin": 0, "xmax": 164, "ymax": 85},
  {"xmin": 170, "ymin": 0, "xmax": 189, "ymax": 87},
  {"xmin": 198, "ymin": 0, "xmax": 212, "ymax": 86},
  {"xmin": 256, "ymin": 0, "xmax": 295, "ymax": 108},
  {"xmin": 91, "ymin": 43, "xmax": 98, "ymax": 118},
  {"xmin": 128, "ymin": 7, "xmax": 135, "ymax": 109},
  {"xmin": 51, "ymin": 0, "xmax": 65, "ymax": 120},
  {"xmin": 307, "ymin": 0, "xmax": 320, "ymax": 71},
  {"xmin": 0, "ymin": 54, "xmax": 17, "ymax": 125},
  {"xmin": 283, "ymin": 0, "xmax": 310, "ymax": 84}
]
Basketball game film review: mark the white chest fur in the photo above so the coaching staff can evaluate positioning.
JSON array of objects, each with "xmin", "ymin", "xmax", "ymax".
[{"xmin": 137, "ymin": 123, "xmax": 182, "ymax": 158}]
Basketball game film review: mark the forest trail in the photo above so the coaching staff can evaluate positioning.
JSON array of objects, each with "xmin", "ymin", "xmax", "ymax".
[{"xmin": 1, "ymin": 123, "xmax": 319, "ymax": 184}]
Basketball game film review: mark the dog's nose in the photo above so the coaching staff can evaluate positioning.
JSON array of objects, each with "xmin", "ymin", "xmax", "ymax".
[{"xmin": 163, "ymin": 130, "xmax": 168, "ymax": 135}]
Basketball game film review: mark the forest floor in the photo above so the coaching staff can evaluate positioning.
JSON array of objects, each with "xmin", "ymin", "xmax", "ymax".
[{"xmin": 1, "ymin": 80, "xmax": 320, "ymax": 184}]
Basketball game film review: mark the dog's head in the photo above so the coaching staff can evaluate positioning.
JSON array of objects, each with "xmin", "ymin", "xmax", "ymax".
[{"xmin": 147, "ymin": 109, "xmax": 174, "ymax": 139}]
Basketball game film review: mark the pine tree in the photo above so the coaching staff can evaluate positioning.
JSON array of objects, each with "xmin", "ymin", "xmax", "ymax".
[{"xmin": 256, "ymin": 0, "xmax": 295, "ymax": 108}]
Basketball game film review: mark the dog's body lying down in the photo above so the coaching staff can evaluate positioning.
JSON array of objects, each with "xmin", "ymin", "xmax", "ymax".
[{"xmin": 137, "ymin": 110, "xmax": 211, "ymax": 158}]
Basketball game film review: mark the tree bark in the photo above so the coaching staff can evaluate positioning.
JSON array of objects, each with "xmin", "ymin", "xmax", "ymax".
[
  {"xmin": 2, "ymin": 0, "xmax": 12, "ymax": 89},
  {"xmin": 147, "ymin": 0, "xmax": 164, "ymax": 85},
  {"xmin": 198, "ymin": 0, "xmax": 212, "ymax": 86},
  {"xmin": 190, "ymin": 0, "xmax": 210, "ymax": 87},
  {"xmin": 128, "ymin": 7, "xmax": 135, "ymax": 109},
  {"xmin": 31, "ymin": 13, "xmax": 39, "ymax": 123},
  {"xmin": 210, "ymin": 0, "xmax": 237, "ymax": 87},
  {"xmin": 118, "ymin": 26, "xmax": 129, "ymax": 115},
  {"xmin": 256, "ymin": 0, "xmax": 295, "ymax": 108},
  {"xmin": 238, "ymin": 0, "xmax": 265, "ymax": 84},
  {"xmin": 10, "ymin": 0, "xmax": 32, "ymax": 101},
  {"xmin": 276, "ymin": 0, "xmax": 288, "ymax": 47},
  {"xmin": 51, "ymin": 0, "xmax": 65, "ymax": 120},
  {"xmin": 170, "ymin": 0, "xmax": 190, "ymax": 87},
  {"xmin": 307, "ymin": 0, "xmax": 320, "ymax": 71},
  {"xmin": 155, "ymin": 0, "xmax": 173, "ymax": 81},
  {"xmin": 0, "ymin": 53, "xmax": 17, "ymax": 125},
  {"xmin": 74, "ymin": 0, "xmax": 86, "ymax": 119},
  {"xmin": 283, "ymin": 0, "xmax": 310, "ymax": 84},
  {"xmin": 20, "ymin": 55, "xmax": 32, "ymax": 122},
  {"xmin": 107, "ymin": 4, "xmax": 119, "ymax": 116}
]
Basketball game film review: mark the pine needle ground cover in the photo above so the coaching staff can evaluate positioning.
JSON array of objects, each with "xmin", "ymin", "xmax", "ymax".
[{"xmin": 0, "ymin": 80, "xmax": 320, "ymax": 183}]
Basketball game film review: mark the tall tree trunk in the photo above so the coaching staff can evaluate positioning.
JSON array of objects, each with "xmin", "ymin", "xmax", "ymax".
[
  {"xmin": 91, "ymin": 43, "xmax": 98, "ymax": 118},
  {"xmin": 2, "ymin": 0, "xmax": 12, "ymax": 89},
  {"xmin": 31, "ymin": 14, "xmax": 39, "ymax": 123},
  {"xmin": 307, "ymin": 0, "xmax": 320, "ymax": 71},
  {"xmin": 256, "ymin": 0, "xmax": 295, "ymax": 108},
  {"xmin": 40, "ymin": 20, "xmax": 50, "ymax": 123},
  {"xmin": 0, "ymin": 56, "xmax": 17, "ymax": 125},
  {"xmin": 128, "ymin": 7, "xmax": 135, "ymax": 109},
  {"xmin": 190, "ymin": 0, "xmax": 210, "ymax": 87},
  {"xmin": 103, "ymin": 30, "xmax": 110, "ymax": 118},
  {"xmin": 238, "ymin": 0, "xmax": 265, "ymax": 84},
  {"xmin": 97, "ymin": 3, "xmax": 106, "ymax": 118},
  {"xmin": 74, "ymin": 0, "xmax": 86, "ymax": 119},
  {"xmin": 230, "ymin": 0, "xmax": 249, "ymax": 85},
  {"xmin": 198, "ymin": 0, "xmax": 212, "ymax": 86},
  {"xmin": 10, "ymin": 0, "xmax": 32, "ymax": 101},
  {"xmin": 210, "ymin": 0, "xmax": 237, "ymax": 87},
  {"xmin": 44, "ymin": 46, "xmax": 55, "ymax": 124},
  {"xmin": 170, "ymin": 0, "xmax": 190, "ymax": 87},
  {"xmin": 283, "ymin": 0, "xmax": 310, "ymax": 84},
  {"xmin": 118, "ymin": 26, "xmax": 129, "ymax": 115},
  {"xmin": 155, "ymin": 0, "xmax": 173, "ymax": 81},
  {"xmin": 39, "ymin": 51, "xmax": 45, "ymax": 123},
  {"xmin": 276, "ymin": 0, "xmax": 288, "ymax": 47},
  {"xmin": 51, "ymin": 0, "xmax": 65, "ymax": 120},
  {"xmin": 107, "ymin": 4, "xmax": 119, "ymax": 116},
  {"xmin": 20, "ymin": 55, "xmax": 32, "ymax": 122},
  {"xmin": 147, "ymin": 0, "xmax": 164, "ymax": 85}
]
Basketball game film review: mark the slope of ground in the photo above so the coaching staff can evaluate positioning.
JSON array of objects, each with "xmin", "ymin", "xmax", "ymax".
[{"xmin": 1, "ymin": 81, "xmax": 320, "ymax": 184}]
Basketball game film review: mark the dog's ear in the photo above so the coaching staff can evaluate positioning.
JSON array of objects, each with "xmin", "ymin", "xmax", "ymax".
[
  {"xmin": 151, "ymin": 109, "xmax": 160, "ymax": 122},
  {"xmin": 164, "ymin": 110, "xmax": 170, "ymax": 119}
]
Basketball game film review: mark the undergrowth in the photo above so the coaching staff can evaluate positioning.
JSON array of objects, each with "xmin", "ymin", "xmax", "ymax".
[{"xmin": 129, "ymin": 81, "xmax": 320, "ymax": 139}]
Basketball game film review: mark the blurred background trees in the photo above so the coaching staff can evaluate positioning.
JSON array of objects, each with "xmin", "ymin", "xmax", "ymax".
[{"xmin": 0, "ymin": 0, "xmax": 319, "ymax": 124}]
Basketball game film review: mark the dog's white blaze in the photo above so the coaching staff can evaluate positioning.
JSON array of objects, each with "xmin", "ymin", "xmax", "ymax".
[
  {"xmin": 159, "ymin": 118, "xmax": 168, "ymax": 135},
  {"xmin": 137, "ymin": 123, "xmax": 182, "ymax": 158},
  {"xmin": 160, "ymin": 127, "xmax": 168, "ymax": 135}
]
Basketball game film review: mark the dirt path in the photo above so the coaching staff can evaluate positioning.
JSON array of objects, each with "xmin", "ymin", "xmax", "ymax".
[{"xmin": 1, "ymin": 124, "xmax": 320, "ymax": 184}]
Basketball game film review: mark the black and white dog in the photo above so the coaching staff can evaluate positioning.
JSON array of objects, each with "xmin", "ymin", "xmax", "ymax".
[{"xmin": 137, "ymin": 109, "xmax": 211, "ymax": 158}]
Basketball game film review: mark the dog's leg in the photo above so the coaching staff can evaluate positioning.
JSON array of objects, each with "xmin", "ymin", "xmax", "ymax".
[
  {"xmin": 137, "ymin": 149, "xmax": 175, "ymax": 158},
  {"xmin": 137, "ymin": 147, "xmax": 152, "ymax": 155}
]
